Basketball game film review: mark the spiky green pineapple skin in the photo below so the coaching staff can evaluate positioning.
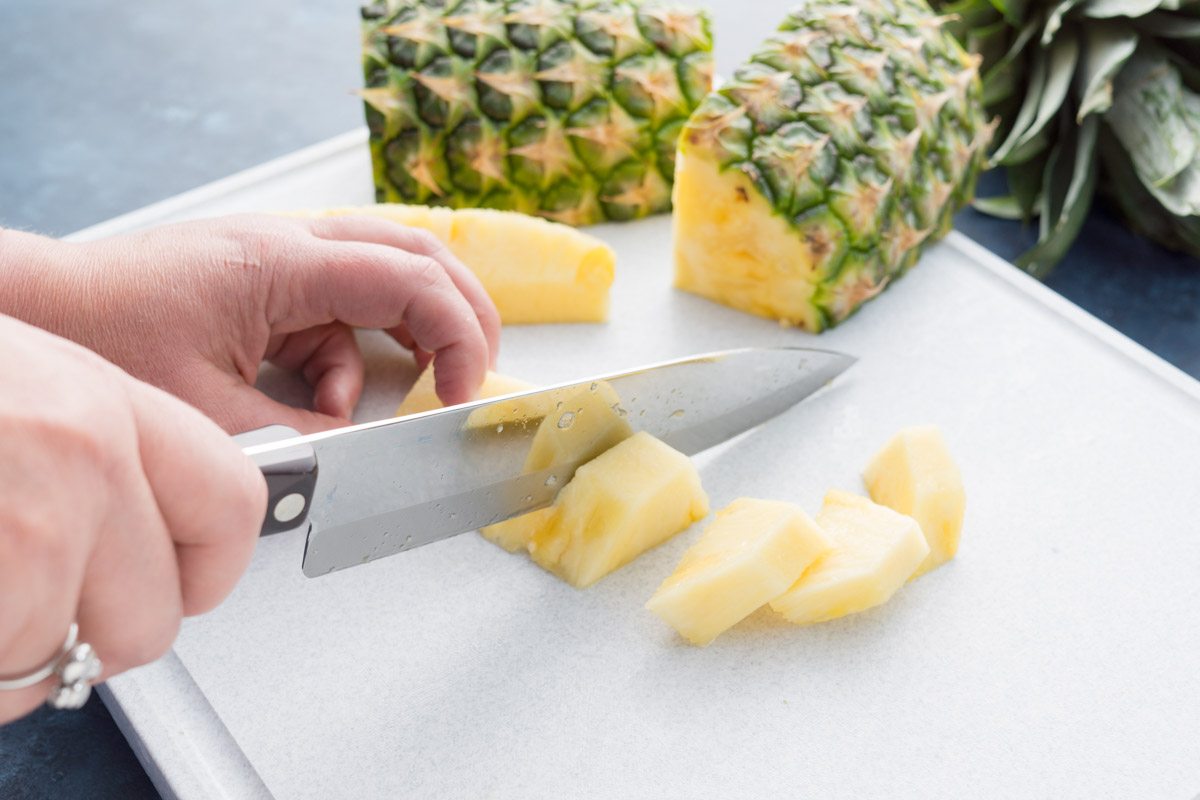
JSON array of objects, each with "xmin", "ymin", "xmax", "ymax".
[
  {"xmin": 673, "ymin": 0, "xmax": 992, "ymax": 331},
  {"xmin": 360, "ymin": 0, "xmax": 713, "ymax": 226}
]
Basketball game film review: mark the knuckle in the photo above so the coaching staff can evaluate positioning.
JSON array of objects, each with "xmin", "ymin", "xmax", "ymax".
[
  {"xmin": 405, "ymin": 228, "xmax": 444, "ymax": 256},
  {"xmin": 408, "ymin": 254, "xmax": 450, "ymax": 291},
  {"xmin": 125, "ymin": 614, "xmax": 181, "ymax": 667}
]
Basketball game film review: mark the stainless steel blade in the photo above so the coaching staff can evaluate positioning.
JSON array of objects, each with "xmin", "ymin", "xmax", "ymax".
[{"xmin": 249, "ymin": 346, "xmax": 855, "ymax": 577}]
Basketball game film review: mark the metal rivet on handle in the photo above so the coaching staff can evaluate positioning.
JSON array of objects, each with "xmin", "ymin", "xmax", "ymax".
[{"xmin": 274, "ymin": 493, "xmax": 307, "ymax": 523}]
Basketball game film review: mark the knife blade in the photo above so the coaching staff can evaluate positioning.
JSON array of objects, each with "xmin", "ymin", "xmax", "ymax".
[{"xmin": 237, "ymin": 346, "xmax": 855, "ymax": 577}]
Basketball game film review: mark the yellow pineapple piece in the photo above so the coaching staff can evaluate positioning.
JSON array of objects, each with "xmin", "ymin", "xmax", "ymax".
[
  {"xmin": 769, "ymin": 490, "xmax": 928, "ymax": 625},
  {"xmin": 480, "ymin": 507, "xmax": 554, "ymax": 553},
  {"xmin": 288, "ymin": 204, "xmax": 615, "ymax": 324},
  {"xmin": 394, "ymin": 364, "xmax": 534, "ymax": 418},
  {"xmin": 522, "ymin": 382, "xmax": 632, "ymax": 472},
  {"xmin": 862, "ymin": 425, "xmax": 965, "ymax": 579},
  {"xmin": 481, "ymin": 432, "xmax": 709, "ymax": 588},
  {"xmin": 646, "ymin": 498, "xmax": 832, "ymax": 646}
]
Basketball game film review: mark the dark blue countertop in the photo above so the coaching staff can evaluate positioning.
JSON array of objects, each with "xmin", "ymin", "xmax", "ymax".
[{"xmin": 1, "ymin": 1, "xmax": 1197, "ymax": 798}]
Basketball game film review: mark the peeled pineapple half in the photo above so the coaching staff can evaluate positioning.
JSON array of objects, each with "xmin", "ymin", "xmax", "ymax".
[
  {"xmin": 770, "ymin": 490, "xmax": 929, "ymax": 625},
  {"xmin": 862, "ymin": 425, "xmax": 965, "ymax": 579},
  {"xmin": 646, "ymin": 498, "xmax": 832, "ymax": 646},
  {"xmin": 482, "ymin": 432, "xmax": 709, "ymax": 589},
  {"xmin": 287, "ymin": 204, "xmax": 615, "ymax": 324}
]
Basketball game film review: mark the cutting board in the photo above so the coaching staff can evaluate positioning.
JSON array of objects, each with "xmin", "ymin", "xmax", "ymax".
[{"xmin": 76, "ymin": 129, "xmax": 1200, "ymax": 800}]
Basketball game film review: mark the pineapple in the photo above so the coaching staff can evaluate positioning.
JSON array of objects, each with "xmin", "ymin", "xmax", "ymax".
[
  {"xmin": 770, "ymin": 489, "xmax": 928, "ymax": 624},
  {"xmin": 862, "ymin": 424, "xmax": 964, "ymax": 579},
  {"xmin": 395, "ymin": 362, "xmax": 534, "ymax": 416},
  {"xmin": 481, "ymin": 431, "xmax": 709, "ymax": 588},
  {"xmin": 290, "ymin": 204, "xmax": 615, "ymax": 323},
  {"xmin": 673, "ymin": 0, "xmax": 992, "ymax": 331},
  {"xmin": 522, "ymin": 381, "xmax": 632, "ymax": 472},
  {"xmin": 359, "ymin": 0, "xmax": 714, "ymax": 226},
  {"xmin": 646, "ymin": 498, "xmax": 833, "ymax": 646}
]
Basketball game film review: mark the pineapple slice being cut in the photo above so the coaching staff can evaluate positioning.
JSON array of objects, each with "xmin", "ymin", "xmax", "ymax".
[
  {"xmin": 394, "ymin": 363, "xmax": 534, "ymax": 418},
  {"xmin": 862, "ymin": 425, "xmax": 965, "ymax": 579},
  {"xmin": 481, "ymin": 431, "xmax": 709, "ymax": 588},
  {"xmin": 522, "ymin": 381, "xmax": 632, "ymax": 472},
  {"xmin": 770, "ymin": 490, "xmax": 928, "ymax": 625},
  {"xmin": 672, "ymin": 0, "xmax": 992, "ymax": 331},
  {"xmin": 289, "ymin": 205, "xmax": 615, "ymax": 324},
  {"xmin": 646, "ymin": 498, "xmax": 832, "ymax": 646}
]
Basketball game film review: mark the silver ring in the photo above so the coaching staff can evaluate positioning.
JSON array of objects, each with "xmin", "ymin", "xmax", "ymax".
[{"xmin": 0, "ymin": 622, "xmax": 104, "ymax": 709}]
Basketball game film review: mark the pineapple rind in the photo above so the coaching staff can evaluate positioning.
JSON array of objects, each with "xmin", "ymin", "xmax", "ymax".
[
  {"xmin": 646, "ymin": 498, "xmax": 833, "ymax": 646},
  {"xmin": 862, "ymin": 424, "xmax": 965, "ymax": 579},
  {"xmin": 361, "ymin": 0, "xmax": 714, "ymax": 226},
  {"xmin": 769, "ymin": 489, "xmax": 928, "ymax": 625},
  {"xmin": 673, "ymin": 0, "xmax": 992, "ymax": 331}
]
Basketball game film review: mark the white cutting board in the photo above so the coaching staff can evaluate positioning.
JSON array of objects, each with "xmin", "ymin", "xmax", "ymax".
[{"xmin": 78, "ymin": 129, "xmax": 1200, "ymax": 800}]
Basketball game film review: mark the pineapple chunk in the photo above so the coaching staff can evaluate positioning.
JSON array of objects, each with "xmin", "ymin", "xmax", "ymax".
[
  {"xmin": 770, "ymin": 490, "xmax": 928, "ymax": 625},
  {"xmin": 481, "ymin": 507, "xmax": 554, "ymax": 554},
  {"xmin": 862, "ymin": 425, "xmax": 965, "ymax": 579},
  {"xmin": 523, "ymin": 382, "xmax": 632, "ymax": 472},
  {"xmin": 287, "ymin": 205, "xmax": 615, "ymax": 324},
  {"xmin": 394, "ymin": 364, "xmax": 533, "ymax": 418},
  {"xmin": 646, "ymin": 498, "xmax": 833, "ymax": 646},
  {"xmin": 481, "ymin": 432, "xmax": 709, "ymax": 588}
]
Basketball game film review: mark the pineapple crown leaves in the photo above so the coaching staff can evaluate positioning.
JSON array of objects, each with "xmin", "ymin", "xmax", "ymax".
[{"xmin": 935, "ymin": 0, "xmax": 1200, "ymax": 274}]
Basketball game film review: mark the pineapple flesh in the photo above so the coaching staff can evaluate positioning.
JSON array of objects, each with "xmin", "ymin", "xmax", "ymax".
[
  {"xmin": 770, "ymin": 489, "xmax": 928, "ymax": 624},
  {"xmin": 360, "ymin": 0, "xmax": 714, "ymax": 226},
  {"xmin": 522, "ymin": 381, "xmax": 633, "ymax": 472},
  {"xmin": 291, "ymin": 204, "xmax": 615, "ymax": 323},
  {"xmin": 395, "ymin": 362, "xmax": 534, "ymax": 417},
  {"xmin": 481, "ymin": 431, "xmax": 709, "ymax": 588},
  {"xmin": 646, "ymin": 498, "xmax": 833, "ymax": 646},
  {"xmin": 862, "ymin": 424, "xmax": 964, "ymax": 578},
  {"xmin": 673, "ymin": 0, "xmax": 992, "ymax": 331}
]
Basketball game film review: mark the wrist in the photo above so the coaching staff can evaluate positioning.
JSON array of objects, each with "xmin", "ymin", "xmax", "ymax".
[{"xmin": 0, "ymin": 228, "xmax": 85, "ymax": 334}]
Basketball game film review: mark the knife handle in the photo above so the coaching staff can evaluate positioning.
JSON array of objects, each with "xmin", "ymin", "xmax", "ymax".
[{"xmin": 233, "ymin": 425, "xmax": 319, "ymax": 537}]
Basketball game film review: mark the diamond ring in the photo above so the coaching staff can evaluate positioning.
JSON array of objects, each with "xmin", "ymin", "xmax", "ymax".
[{"xmin": 0, "ymin": 623, "xmax": 104, "ymax": 709}]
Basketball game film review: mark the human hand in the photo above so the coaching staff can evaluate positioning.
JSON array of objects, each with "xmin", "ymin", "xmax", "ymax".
[
  {"xmin": 0, "ymin": 314, "xmax": 266, "ymax": 723},
  {"xmin": 0, "ymin": 214, "xmax": 501, "ymax": 434}
]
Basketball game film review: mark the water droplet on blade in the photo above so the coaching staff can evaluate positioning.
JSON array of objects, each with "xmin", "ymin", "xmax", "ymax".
[
  {"xmin": 670, "ymin": 409, "xmax": 686, "ymax": 419},
  {"xmin": 545, "ymin": 474, "xmax": 558, "ymax": 487},
  {"xmin": 557, "ymin": 411, "xmax": 575, "ymax": 429}
]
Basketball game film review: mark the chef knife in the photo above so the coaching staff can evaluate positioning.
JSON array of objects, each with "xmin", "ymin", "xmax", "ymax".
[{"xmin": 235, "ymin": 346, "xmax": 855, "ymax": 577}]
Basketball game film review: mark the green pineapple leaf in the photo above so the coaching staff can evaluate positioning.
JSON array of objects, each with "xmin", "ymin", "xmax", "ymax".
[
  {"xmin": 1105, "ymin": 48, "xmax": 1198, "ymax": 188},
  {"xmin": 1016, "ymin": 115, "xmax": 1100, "ymax": 278},
  {"xmin": 972, "ymin": 194, "xmax": 1027, "ymax": 218},
  {"xmin": 1077, "ymin": 24, "xmax": 1139, "ymax": 120},
  {"xmin": 1082, "ymin": 0, "xmax": 1165, "ymax": 18}
]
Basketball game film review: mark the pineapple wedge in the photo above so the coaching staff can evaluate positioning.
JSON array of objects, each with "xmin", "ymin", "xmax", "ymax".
[
  {"xmin": 394, "ymin": 364, "xmax": 533, "ymax": 418},
  {"xmin": 862, "ymin": 425, "xmax": 965, "ymax": 579},
  {"xmin": 646, "ymin": 498, "xmax": 832, "ymax": 646},
  {"xmin": 481, "ymin": 432, "xmax": 709, "ymax": 588},
  {"xmin": 770, "ymin": 490, "xmax": 928, "ymax": 625},
  {"xmin": 288, "ymin": 204, "xmax": 615, "ymax": 324},
  {"xmin": 523, "ymin": 382, "xmax": 632, "ymax": 473}
]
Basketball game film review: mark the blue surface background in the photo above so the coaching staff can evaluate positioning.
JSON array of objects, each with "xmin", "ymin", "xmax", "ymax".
[{"xmin": 1, "ymin": 1, "xmax": 1197, "ymax": 798}]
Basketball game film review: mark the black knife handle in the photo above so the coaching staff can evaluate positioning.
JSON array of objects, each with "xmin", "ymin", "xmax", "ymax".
[{"xmin": 233, "ymin": 425, "xmax": 319, "ymax": 537}]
